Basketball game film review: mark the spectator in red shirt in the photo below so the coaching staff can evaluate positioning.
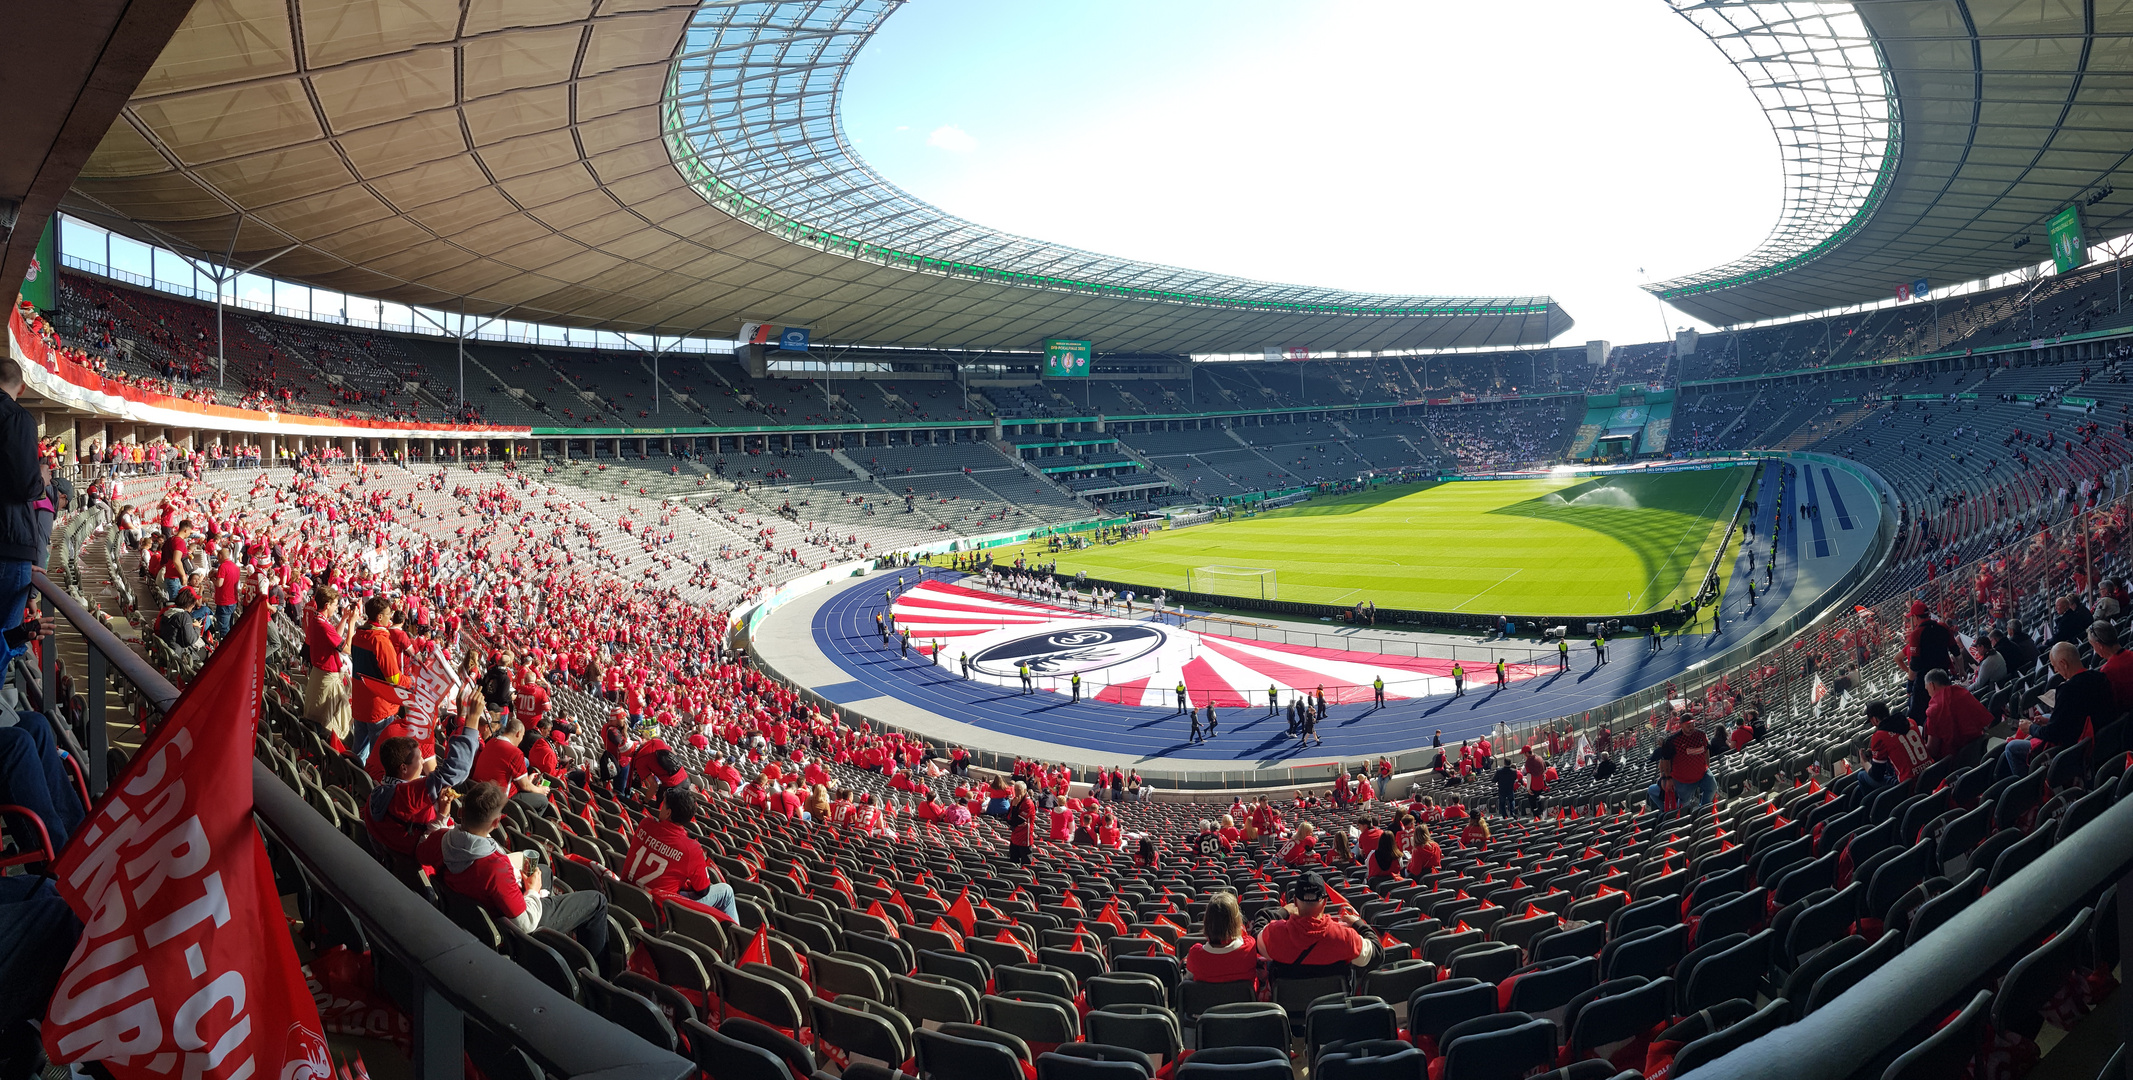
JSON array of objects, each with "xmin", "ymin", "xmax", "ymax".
[
  {"xmin": 470, "ymin": 713, "xmax": 550, "ymax": 812},
  {"xmin": 704, "ymin": 755, "xmax": 744, "ymax": 793},
  {"xmin": 1356, "ymin": 816, "xmax": 1384, "ymax": 864},
  {"xmin": 1729, "ymin": 717, "xmax": 1757, "ymax": 752},
  {"xmin": 363, "ymin": 725, "xmax": 479, "ymax": 860},
  {"xmin": 211, "ymin": 542, "xmax": 241, "ymax": 639},
  {"xmin": 420, "ymin": 781, "xmax": 611, "ymax": 972},
  {"xmin": 2092, "ymin": 622, "xmax": 2133, "ymax": 708},
  {"xmin": 512, "ymin": 663, "xmax": 551, "ymax": 730},
  {"xmin": 624, "ymin": 788, "xmax": 736, "ymax": 920},
  {"xmin": 1859, "ymin": 700, "xmax": 1931, "ymax": 796},
  {"xmin": 628, "ymin": 738, "xmax": 687, "ymax": 802},
  {"xmin": 302, "ymin": 584, "xmax": 357, "ymax": 740},
  {"xmin": 1458, "ymin": 809, "xmax": 1490, "ymax": 849},
  {"xmin": 1006, "ymin": 782, "xmax": 1036, "ymax": 865},
  {"xmin": 1921, "ymin": 669, "xmax": 1993, "ymax": 762},
  {"xmin": 522, "ymin": 716, "xmax": 562, "ymax": 779},
  {"xmin": 1184, "ymin": 892, "xmax": 1259, "ymax": 987},
  {"xmin": 1406, "ymin": 823, "xmax": 1443, "ymax": 878},
  {"xmin": 1281, "ymin": 822, "xmax": 1320, "ymax": 866},
  {"xmin": 348, "ymin": 596, "xmax": 403, "ymax": 765},
  {"xmin": 1259, "ymin": 872, "xmax": 1374, "ymax": 978},
  {"xmin": 1646, "ymin": 716, "xmax": 1714, "ymax": 815}
]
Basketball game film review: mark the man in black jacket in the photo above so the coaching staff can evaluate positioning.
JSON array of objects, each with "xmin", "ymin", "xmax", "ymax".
[
  {"xmin": 1998, "ymin": 641, "xmax": 2115, "ymax": 778},
  {"xmin": 0, "ymin": 359, "xmax": 46, "ymax": 659},
  {"xmin": 2048, "ymin": 595, "xmax": 2093, "ymax": 648}
]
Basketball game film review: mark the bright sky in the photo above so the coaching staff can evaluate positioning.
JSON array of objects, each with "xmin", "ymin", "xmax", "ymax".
[{"xmin": 842, "ymin": 0, "xmax": 1786, "ymax": 352}]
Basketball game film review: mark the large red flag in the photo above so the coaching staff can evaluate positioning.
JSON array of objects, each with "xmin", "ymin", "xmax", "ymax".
[{"xmin": 42, "ymin": 603, "xmax": 332, "ymax": 1080}]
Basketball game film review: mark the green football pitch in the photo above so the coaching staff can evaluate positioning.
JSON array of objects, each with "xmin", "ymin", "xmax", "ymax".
[{"xmin": 994, "ymin": 467, "xmax": 1755, "ymax": 616}]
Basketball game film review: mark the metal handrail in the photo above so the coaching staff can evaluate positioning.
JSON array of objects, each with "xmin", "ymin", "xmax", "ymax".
[
  {"xmin": 26, "ymin": 570, "xmax": 691, "ymax": 1080},
  {"xmin": 1691, "ymin": 791, "xmax": 2133, "ymax": 1079}
]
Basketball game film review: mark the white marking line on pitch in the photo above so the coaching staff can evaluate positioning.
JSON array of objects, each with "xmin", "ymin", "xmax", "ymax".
[{"xmin": 1450, "ymin": 568, "xmax": 1523, "ymax": 612}]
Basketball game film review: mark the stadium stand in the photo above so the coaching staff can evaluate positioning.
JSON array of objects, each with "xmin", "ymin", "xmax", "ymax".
[
  {"xmin": 22, "ymin": 240, "xmax": 2133, "ymax": 1080},
  {"xmin": 19, "ymin": 434, "xmax": 2133, "ymax": 1080}
]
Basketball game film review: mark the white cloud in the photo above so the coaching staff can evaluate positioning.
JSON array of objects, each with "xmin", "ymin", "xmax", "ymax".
[{"xmin": 925, "ymin": 124, "xmax": 977, "ymax": 153}]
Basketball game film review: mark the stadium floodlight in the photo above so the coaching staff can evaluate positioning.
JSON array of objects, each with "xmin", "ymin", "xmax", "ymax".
[
  {"xmin": 1189, "ymin": 566, "xmax": 1278, "ymax": 600},
  {"xmin": 1646, "ymin": 1, "xmax": 1898, "ymax": 303}
]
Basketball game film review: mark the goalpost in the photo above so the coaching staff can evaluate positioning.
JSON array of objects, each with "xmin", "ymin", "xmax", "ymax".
[{"xmin": 1187, "ymin": 566, "xmax": 1278, "ymax": 599}]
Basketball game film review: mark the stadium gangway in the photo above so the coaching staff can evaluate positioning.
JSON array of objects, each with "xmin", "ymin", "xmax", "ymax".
[
  {"xmin": 1692, "ymin": 786, "xmax": 2133, "ymax": 1079},
  {"xmin": 25, "ymin": 568, "xmax": 694, "ymax": 1080}
]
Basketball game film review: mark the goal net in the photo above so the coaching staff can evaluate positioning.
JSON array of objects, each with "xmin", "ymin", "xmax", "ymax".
[{"xmin": 1187, "ymin": 566, "xmax": 1278, "ymax": 599}]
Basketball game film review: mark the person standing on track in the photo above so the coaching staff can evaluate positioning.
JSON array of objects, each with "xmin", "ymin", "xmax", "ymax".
[
  {"xmin": 1373, "ymin": 675, "xmax": 1386, "ymax": 707},
  {"xmin": 959, "ymin": 651, "xmax": 970, "ymax": 678},
  {"xmin": 1175, "ymin": 681, "xmax": 1188, "ymax": 713},
  {"xmin": 1019, "ymin": 663, "xmax": 1033, "ymax": 694},
  {"xmin": 1557, "ymin": 637, "xmax": 1570, "ymax": 671},
  {"xmin": 1594, "ymin": 632, "xmax": 1608, "ymax": 666},
  {"xmin": 1070, "ymin": 672, "xmax": 1081, "ymax": 702},
  {"xmin": 1494, "ymin": 658, "xmax": 1507, "ymax": 689},
  {"xmin": 1269, "ymin": 684, "xmax": 1280, "ymax": 715},
  {"xmin": 1451, "ymin": 662, "xmax": 1465, "ymax": 697}
]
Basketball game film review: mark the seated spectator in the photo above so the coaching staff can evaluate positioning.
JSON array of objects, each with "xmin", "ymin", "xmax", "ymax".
[
  {"xmin": 0, "ymin": 711, "xmax": 84, "ymax": 853},
  {"xmin": 1281, "ymin": 821, "xmax": 1319, "ymax": 866},
  {"xmin": 1259, "ymin": 872, "xmax": 1374, "ymax": 978},
  {"xmin": 2049, "ymin": 594, "xmax": 2093, "ymax": 647},
  {"xmin": 365, "ymin": 727, "xmax": 480, "ymax": 860},
  {"xmin": 1406, "ymin": 823, "xmax": 1443, "ymax": 877},
  {"xmin": 156, "ymin": 586, "xmax": 204, "ymax": 650},
  {"xmin": 624, "ymin": 788, "xmax": 736, "ymax": 921},
  {"xmin": 1729, "ymin": 716, "xmax": 1756, "ymax": 752},
  {"xmin": 1998, "ymin": 642, "xmax": 2113, "ymax": 778},
  {"xmin": 1184, "ymin": 892, "xmax": 1259, "ymax": 987},
  {"xmin": 470, "ymin": 712, "xmax": 550, "ymax": 813},
  {"xmin": 421, "ymin": 780, "xmax": 611, "ymax": 968},
  {"xmin": 1922, "ymin": 669, "xmax": 1993, "ymax": 761},
  {"xmin": 1458, "ymin": 808, "xmax": 1490, "ymax": 848},
  {"xmin": 1134, "ymin": 836, "xmax": 1158, "ymax": 869},
  {"xmin": 1856, "ymin": 700, "xmax": 1930, "ymax": 798},
  {"xmin": 1321, "ymin": 828, "xmax": 1354, "ymax": 869},
  {"xmin": 2094, "ymin": 621, "xmax": 2133, "ymax": 707},
  {"xmin": 0, "ymin": 871, "xmax": 78, "ymax": 1078},
  {"xmin": 1968, "ymin": 631, "xmax": 2009, "ymax": 693},
  {"xmin": 1364, "ymin": 829, "xmax": 1401, "ymax": 882}
]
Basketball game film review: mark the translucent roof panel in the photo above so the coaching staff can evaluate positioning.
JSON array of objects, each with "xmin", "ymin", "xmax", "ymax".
[
  {"xmin": 1650, "ymin": 0, "xmax": 2133, "ymax": 326},
  {"xmin": 60, "ymin": 0, "xmax": 1572, "ymax": 355}
]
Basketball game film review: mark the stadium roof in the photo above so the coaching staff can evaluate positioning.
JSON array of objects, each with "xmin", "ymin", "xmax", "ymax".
[
  {"xmin": 1649, "ymin": 0, "xmax": 2133, "ymax": 327},
  {"xmin": 57, "ymin": 0, "xmax": 1573, "ymax": 355}
]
